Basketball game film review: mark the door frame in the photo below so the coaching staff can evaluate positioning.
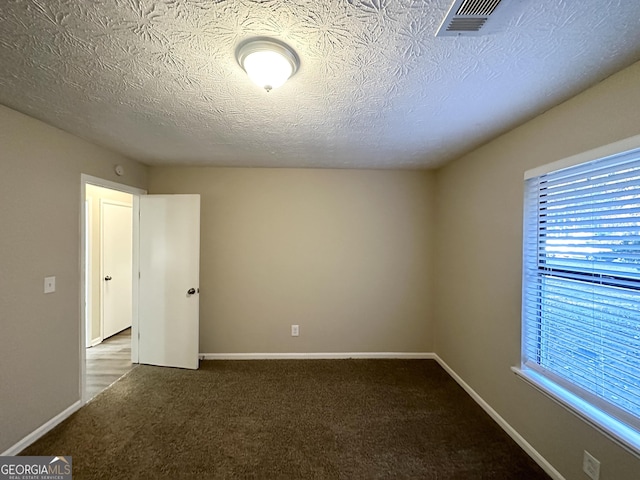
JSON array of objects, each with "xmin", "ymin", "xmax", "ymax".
[
  {"xmin": 85, "ymin": 195, "xmax": 94, "ymax": 348},
  {"xmin": 80, "ymin": 174, "xmax": 146, "ymax": 405}
]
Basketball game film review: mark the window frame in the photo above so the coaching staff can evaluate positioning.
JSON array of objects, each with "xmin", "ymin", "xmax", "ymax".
[{"xmin": 515, "ymin": 134, "xmax": 640, "ymax": 458}]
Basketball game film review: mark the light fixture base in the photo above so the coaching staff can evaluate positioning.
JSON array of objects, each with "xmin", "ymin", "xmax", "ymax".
[{"xmin": 236, "ymin": 37, "xmax": 300, "ymax": 91}]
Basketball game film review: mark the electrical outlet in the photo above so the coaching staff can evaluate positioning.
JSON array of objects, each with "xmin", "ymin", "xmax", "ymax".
[
  {"xmin": 291, "ymin": 324, "xmax": 299, "ymax": 337},
  {"xmin": 583, "ymin": 451, "xmax": 600, "ymax": 480}
]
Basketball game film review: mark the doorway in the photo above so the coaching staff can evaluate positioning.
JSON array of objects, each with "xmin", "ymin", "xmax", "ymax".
[
  {"xmin": 80, "ymin": 176, "xmax": 201, "ymax": 403},
  {"xmin": 86, "ymin": 186, "xmax": 133, "ymax": 345},
  {"xmin": 81, "ymin": 175, "xmax": 146, "ymax": 403}
]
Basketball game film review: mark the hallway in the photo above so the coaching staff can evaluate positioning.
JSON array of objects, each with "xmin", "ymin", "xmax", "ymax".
[{"xmin": 86, "ymin": 328, "xmax": 135, "ymax": 401}]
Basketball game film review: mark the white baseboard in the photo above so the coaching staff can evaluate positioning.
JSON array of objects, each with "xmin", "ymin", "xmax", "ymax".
[
  {"xmin": 2, "ymin": 353, "xmax": 562, "ymax": 480},
  {"xmin": 1, "ymin": 400, "xmax": 82, "ymax": 456},
  {"xmin": 201, "ymin": 352, "xmax": 436, "ymax": 360},
  {"xmin": 205, "ymin": 351, "xmax": 562, "ymax": 477},
  {"xmin": 432, "ymin": 354, "xmax": 565, "ymax": 480}
]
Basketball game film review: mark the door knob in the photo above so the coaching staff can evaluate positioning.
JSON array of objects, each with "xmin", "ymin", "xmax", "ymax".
[
  {"xmin": 187, "ymin": 288, "xmax": 196, "ymax": 295},
  {"xmin": 104, "ymin": 276, "xmax": 112, "ymax": 281}
]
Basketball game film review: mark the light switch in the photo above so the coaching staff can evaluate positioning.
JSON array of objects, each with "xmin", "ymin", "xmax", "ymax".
[{"xmin": 44, "ymin": 276, "xmax": 56, "ymax": 294}]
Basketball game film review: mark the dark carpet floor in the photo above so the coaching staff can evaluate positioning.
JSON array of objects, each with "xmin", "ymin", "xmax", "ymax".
[{"xmin": 21, "ymin": 360, "xmax": 550, "ymax": 479}]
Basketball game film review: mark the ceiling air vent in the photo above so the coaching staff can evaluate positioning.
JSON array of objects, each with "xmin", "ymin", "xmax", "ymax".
[{"xmin": 436, "ymin": 0, "xmax": 508, "ymax": 36}]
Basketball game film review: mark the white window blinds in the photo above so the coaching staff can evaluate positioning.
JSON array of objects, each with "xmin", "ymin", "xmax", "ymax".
[{"xmin": 522, "ymin": 147, "xmax": 640, "ymax": 431}]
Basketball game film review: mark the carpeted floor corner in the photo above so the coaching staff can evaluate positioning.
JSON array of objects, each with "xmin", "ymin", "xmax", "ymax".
[{"xmin": 21, "ymin": 360, "xmax": 550, "ymax": 479}]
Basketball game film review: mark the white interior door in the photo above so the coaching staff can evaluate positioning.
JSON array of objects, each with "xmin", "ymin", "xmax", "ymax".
[
  {"xmin": 102, "ymin": 201, "xmax": 133, "ymax": 339},
  {"xmin": 139, "ymin": 194, "xmax": 200, "ymax": 370}
]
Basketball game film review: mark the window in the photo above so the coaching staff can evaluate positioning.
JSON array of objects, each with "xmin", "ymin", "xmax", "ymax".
[{"xmin": 520, "ymin": 140, "xmax": 640, "ymax": 452}]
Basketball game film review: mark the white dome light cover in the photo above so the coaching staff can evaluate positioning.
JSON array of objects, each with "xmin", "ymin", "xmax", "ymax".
[{"xmin": 236, "ymin": 37, "xmax": 300, "ymax": 92}]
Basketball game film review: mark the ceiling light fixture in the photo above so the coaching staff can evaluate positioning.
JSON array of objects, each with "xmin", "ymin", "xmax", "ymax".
[{"xmin": 236, "ymin": 37, "xmax": 300, "ymax": 92}]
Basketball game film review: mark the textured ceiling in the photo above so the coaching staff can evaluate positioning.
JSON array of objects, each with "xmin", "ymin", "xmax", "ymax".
[{"xmin": 1, "ymin": 0, "xmax": 640, "ymax": 169}]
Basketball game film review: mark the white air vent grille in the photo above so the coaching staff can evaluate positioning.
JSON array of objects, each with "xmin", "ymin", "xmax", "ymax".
[
  {"xmin": 436, "ymin": 0, "xmax": 508, "ymax": 36},
  {"xmin": 456, "ymin": 0, "xmax": 502, "ymax": 17},
  {"xmin": 446, "ymin": 17, "xmax": 488, "ymax": 32}
]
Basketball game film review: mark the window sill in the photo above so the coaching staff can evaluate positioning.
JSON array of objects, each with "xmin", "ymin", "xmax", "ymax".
[{"xmin": 511, "ymin": 366, "xmax": 640, "ymax": 459}]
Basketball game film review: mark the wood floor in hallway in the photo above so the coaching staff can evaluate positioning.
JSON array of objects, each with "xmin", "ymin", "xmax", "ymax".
[{"xmin": 86, "ymin": 328, "xmax": 135, "ymax": 401}]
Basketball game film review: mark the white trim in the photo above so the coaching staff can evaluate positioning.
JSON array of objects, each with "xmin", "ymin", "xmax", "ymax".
[
  {"xmin": 81, "ymin": 175, "xmax": 147, "ymax": 196},
  {"xmin": 204, "ymin": 352, "xmax": 563, "ymax": 477},
  {"xmin": 433, "ymin": 355, "xmax": 566, "ymax": 480},
  {"xmin": 1, "ymin": 400, "xmax": 82, "ymax": 456},
  {"xmin": 80, "ymin": 175, "xmax": 146, "ymax": 405},
  {"xmin": 131, "ymin": 194, "xmax": 140, "ymax": 365},
  {"xmin": 85, "ymin": 197, "xmax": 93, "ymax": 348},
  {"xmin": 2, "ymin": 351, "xmax": 563, "ymax": 479},
  {"xmin": 201, "ymin": 352, "xmax": 436, "ymax": 360},
  {"xmin": 524, "ymin": 133, "xmax": 640, "ymax": 179},
  {"xmin": 99, "ymin": 198, "xmax": 105, "ymax": 342},
  {"xmin": 512, "ymin": 366, "xmax": 640, "ymax": 459}
]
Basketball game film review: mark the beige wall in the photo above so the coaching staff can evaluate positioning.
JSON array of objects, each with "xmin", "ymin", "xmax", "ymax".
[
  {"xmin": 3, "ymin": 55, "xmax": 640, "ymax": 477},
  {"xmin": 434, "ymin": 60, "xmax": 640, "ymax": 479},
  {"xmin": 85, "ymin": 185, "xmax": 133, "ymax": 345},
  {"xmin": 149, "ymin": 168, "xmax": 435, "ymax": 354},
  {"xmin": 0, "ymin": 105, "xmax": 148, "ymax": 453}
]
